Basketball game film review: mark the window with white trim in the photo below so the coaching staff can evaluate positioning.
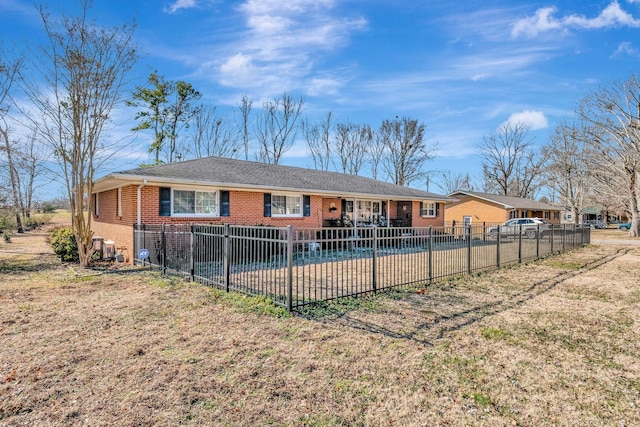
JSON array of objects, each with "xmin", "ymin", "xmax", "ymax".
[
  {"xmin": 172, "ymin": 189, "xmax": 218, "ymax": 217},
  {"xmin": 356, "ymin": 200, "xmax": 382, "ymax": 222},
  {"xmin": 420, "ymin": 201, "xmax": 436, "ymax": 217},
  {"xmin": 271, "ymin": 194, "xmax": 301, "ymax": 217},
  {"xmin": 117, "ymin": 188, "xmax": 122, "ymax": 217}
]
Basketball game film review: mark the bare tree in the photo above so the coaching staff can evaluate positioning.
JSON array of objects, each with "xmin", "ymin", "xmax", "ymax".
[
  {"xmin": 190, "ymin": 104, "xmax": 241, "ymax": 159},
  {"xmin": 302, "ymin": 112, "xmax": 333, "ymax": 171},
  {"xmin": 480, "ymin": 122, "xmax": 547, "ymax": 198},
  {"xmin": 333, "ymin": 121, "xmax": 370, "ymax": 175},
  {"xmin": 378, "ymin": 116, "xmax": 436, "ymax": 186},
  {"xmin": 0, "ymin": 53, "xmax": 24, "ymax": 233},
  {"xmin": 435, "ymin": 171, "xmax": 475, "ymax": 194},
  {"xmin": 543, "ymin": 119, "xmax": 594, "ymax": 224},
  {"xmin": 21, "ymin": 1, "xmax": 137, "ymax": 266},
  {"xmin": 236, "ymin": 95, "xmax": 252, "ymax": 160},
  {"xmin": 579, "ymin": 73, "xmax": 640, "ymax": 236},
  {"xmin": 255, "ymin": 92, "xmax": 304, "ymax": 165},
  {"xmin": 370, "ymin": 129, "xmax": 386, "ymax": 180}
]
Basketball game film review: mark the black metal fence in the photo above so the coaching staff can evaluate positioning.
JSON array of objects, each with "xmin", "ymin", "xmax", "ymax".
[{"xmin": 133, "ymin": 223, "xmax": 590, "ymax": 311}]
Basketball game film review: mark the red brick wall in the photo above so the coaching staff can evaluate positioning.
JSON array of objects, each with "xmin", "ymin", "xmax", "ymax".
[
  {"xmin": 91, "ymin": 186, "xmax": 137, "ymax": 262},
  {"xmin": 411, "ymin": 202, "xmax": 444, "ymax": 227},
  {"xmin": 91, "ymin": 185, "xmax": 447, "ymax": 264}
]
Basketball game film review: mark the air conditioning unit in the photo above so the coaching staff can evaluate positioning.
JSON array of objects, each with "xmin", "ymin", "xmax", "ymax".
[{"xmin": 103, "ymin": 240, "xmax": 115, "ymax": 259}]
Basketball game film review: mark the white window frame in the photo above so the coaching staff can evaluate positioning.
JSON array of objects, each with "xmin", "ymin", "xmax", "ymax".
[
  {"xmin": 356, "ymin": 200, "xmax": 382, "ymax": 222},
  {"xmin": 171, "ymin": 187, "xmax": 220, "ymax": 218},
  {"xmin": 271, "ymin": 192, "xmax": 303, "ymax": 218},
  {"xmin": 420, "ymin": 201, "xmax": 436, "ymax": 218},
  {"xmin": 117, "ymin": 188, "xmax": 122, "ymax": 217}
]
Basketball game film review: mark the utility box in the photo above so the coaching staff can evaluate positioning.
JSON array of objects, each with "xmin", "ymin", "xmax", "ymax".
[{"xmin": 103, "ymin": 240, "xmax": 115, "ymax": 260}]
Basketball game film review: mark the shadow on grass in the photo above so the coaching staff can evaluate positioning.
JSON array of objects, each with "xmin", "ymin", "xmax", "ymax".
[
  {"xmin": 300, "ymin": 247, "xmax": 630, "ymax": 346},
  {"xmin": 0, "ymin": 254, "xmax": 62, "ymax": 275}
]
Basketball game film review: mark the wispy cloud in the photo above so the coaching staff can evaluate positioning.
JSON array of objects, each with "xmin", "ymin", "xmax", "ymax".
[
  {"xmin": 612, "ymin": 41, "xmax": 639, "ymax": 57},
  {"xmin": 512, "ymin": 1, "xmax": 640, "ymax": 38},
  {"xmin": 163, "ymin": 0, "xmax": 197, "ymax": 14},
  {"xmin": 502, "ymin": 110, "xmax": 548, "ymax": 130},
  {"xmin": 207, "ymin": 0, "xmax": 367, "ymax": 98}
]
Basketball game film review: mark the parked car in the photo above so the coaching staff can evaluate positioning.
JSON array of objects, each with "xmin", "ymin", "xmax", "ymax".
[
  {"xmin": 488, "ymin": 218, "xmax": 551, "ymax": 239},
  {"xmin": 618, "ymin": 222, "xmax": 631, "ymax": 231},
  {"xmin": 584, "ymin": 219, "xmax": 607, "ymax": 229}
]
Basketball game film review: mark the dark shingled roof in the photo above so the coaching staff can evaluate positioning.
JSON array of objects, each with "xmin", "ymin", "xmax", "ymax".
[
  {"xmin": 99, "ymin": 156, "xmax": 448, "ymax": 200},
  {"xmin": 448, "ymin": 191, "xmax": 562, "ymax": 211}
]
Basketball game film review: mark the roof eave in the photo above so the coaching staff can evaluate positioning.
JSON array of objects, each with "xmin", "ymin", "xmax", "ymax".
[{"xmin": 94, "ymin": 173, "xmax": 452, "ymax": 202}]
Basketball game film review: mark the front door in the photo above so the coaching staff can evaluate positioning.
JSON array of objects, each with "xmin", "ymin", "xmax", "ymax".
[{"xmin": 396, "ymin": 201, "xmax": 412, "ymax": 227}]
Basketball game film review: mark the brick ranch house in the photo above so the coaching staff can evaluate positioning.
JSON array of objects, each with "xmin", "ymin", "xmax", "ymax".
[
  {"xmin": 91, "ymin": 156, "xmax": 452, "ymax": 263},
  {"xmin": 445, "ymin": 190, "xmax": 563, "ymax": 226}
]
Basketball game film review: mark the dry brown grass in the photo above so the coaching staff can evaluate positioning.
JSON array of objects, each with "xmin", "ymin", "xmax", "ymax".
[{"xmin": 1, "ymin": 229, "xmax": 639, "ymax": 425}]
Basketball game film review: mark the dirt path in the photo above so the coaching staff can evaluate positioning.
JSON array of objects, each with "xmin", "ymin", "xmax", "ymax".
[{"xmin": 0, "ymin": 213, "xmax": 71, "ymax": 256}]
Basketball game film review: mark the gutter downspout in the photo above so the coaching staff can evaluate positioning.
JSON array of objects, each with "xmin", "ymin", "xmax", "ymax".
[{"xmin": 137, "ymin": 179, "xmax": 147, "ymax": 226}]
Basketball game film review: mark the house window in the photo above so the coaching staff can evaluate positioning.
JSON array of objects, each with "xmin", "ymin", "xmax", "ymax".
[
  {"xmin": 173, "ymin": 189, "xmax": 218, "ymax": 216},
  {"xmin": 271, "ymin": 194, "xmax": 301, "ymax": 217},
  {"xmin": 545, "ymin": 211, "xmax": 550, "ymax": 219},
  {"xmin": 509, "ymin": 210, "xmax": 517, "ymax": 219},
  {"xmin": 554, "ymin": 211, "xmax": 560, "ymax": 220},
  {"xmin": 420, "ymin": 201, "xmax": 436, "ymax": 217},
  {"xmin": 94, "ymin": 192, "xmax": 99, "ymax": 216},
  {"xmin": 356, "ymin": 200, "xmax": 382, "ymax": 222},
  {"xmin": 117, "ymin": 188, "xmax": 122, "ymax": 217}
]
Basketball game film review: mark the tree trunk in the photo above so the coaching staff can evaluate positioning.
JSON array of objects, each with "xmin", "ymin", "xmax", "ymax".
[
  {"xmin": 628, "ymin": 169, "xmax": 640, "ymax": 237},
  {"xmin": 1, "ymin": 127, "xmax": 24, "ymax": 233}
]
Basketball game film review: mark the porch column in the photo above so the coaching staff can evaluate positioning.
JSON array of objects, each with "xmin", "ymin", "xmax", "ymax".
[{"xmin": 386, "ymin": 200, "xmax": 390, "ymax": 228}]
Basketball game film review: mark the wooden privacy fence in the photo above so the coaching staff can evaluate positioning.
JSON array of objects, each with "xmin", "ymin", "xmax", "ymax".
[{"xmin": 133, "ymin": 223, "xmax": 590, "ymax": 311}]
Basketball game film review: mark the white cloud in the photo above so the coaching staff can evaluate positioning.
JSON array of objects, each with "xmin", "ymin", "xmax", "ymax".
[
  {"xmin": 164, "ymin": 0, "xmax": 197, "ymax": 14},
  {"xmin": 512, "ymin": 1, "xmax": 640, "ymax": 38},
  {"xmin": 612, "ymin": 41, "xmax": 639, "ymax": 57},
  {"xmin": 210, "ymin": 0, "xmax": 367, "ymax": 98},
  {"xmin": 502, "ymin": 110, "xmax": 548, "ymax": 130},
  {"xmin": 511, "ymin": 7, "xmax": 563, "ymax": 38}
]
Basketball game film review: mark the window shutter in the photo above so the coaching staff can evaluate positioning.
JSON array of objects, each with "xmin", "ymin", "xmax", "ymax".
[
  {"xmin": 303, "ymin": 195, "xmax": 311, "ymax": 217},
  {"xmin": 264, "ymin": 193, "xmax": 271, "ymax": 217},
  {"xmin": 159, "ymin": 187, "xmax": 171, "ymax": 216},
  {"xmin": 436, "ymin": 202, "xmax": 440, "ymax": 217},
  {"xmin": 220, "ymin": 191, "xmax": 230, "ymax": 217}
]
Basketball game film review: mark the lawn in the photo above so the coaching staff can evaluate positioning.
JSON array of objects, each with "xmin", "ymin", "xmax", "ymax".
[{"xmin": 1, "ymin": 228, "xmax": 639, "ymax": 426}]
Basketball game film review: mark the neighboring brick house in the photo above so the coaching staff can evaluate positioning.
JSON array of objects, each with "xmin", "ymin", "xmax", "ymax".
[
  {"xmin": 91, "ymin": 156, "xmax": 451, "ymax": 263},
  {"xmin": 445, "ymin": 191, "xmax": 563, "ymax": 226}
]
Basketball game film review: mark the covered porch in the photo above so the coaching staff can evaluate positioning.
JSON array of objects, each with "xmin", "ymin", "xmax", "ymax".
[{"xmin": 320, "ymin": 197, "xmax": 433, "ymax": 228}]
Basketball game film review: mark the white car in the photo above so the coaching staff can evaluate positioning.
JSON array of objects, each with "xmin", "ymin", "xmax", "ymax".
[{"xmin": 488, "ymin": 218, "xmax": 550, "ymax": 239}]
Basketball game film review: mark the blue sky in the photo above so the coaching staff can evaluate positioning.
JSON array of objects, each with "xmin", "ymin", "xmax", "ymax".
[{"xmin": 2, "ymin": 0, "xmax": 640, "ymax": 197}]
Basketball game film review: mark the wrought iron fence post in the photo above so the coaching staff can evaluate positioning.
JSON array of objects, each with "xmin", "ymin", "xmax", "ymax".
[
  {"xmin": 161, "ymin": 223, "xmax": 167, "ymax": 274},
  {"xmin": 223, "ymin": 223, "xmax": 230, "ymax": 292},
  {"xmin": 550, "ymin": 225, "xmax": 555, "ymax": 254},
  {"xmin": 496, "ymin": 225, "xmax": 501, "ymax": 268},
  {"xmin": 190, "ymin": 223, "xmax": 195, "ymax": 281},
  {"xmin": 372, "ymin": 228, "xmax": 378, "ymax": 293},
  {"xmin": 286, "ymin": 225, "xmax": 293, "ymax": 312},
  {"xmin": 536, "ymin": 224, "xmax": 540, "ymax": 259},
  {"xmin": 467, "ymin": 224, "xmax": 472, "ymax": 275},
  {"xmin": 518, "ymin": 225, "xmax": 523, "ymax": 263},
  {"xmin": 428, "ymin": 226, "xmax": 433, "ymax": 283},
  {"xmin": 562, "ymin": 224, "xmax": 566, "ymax": 252}
]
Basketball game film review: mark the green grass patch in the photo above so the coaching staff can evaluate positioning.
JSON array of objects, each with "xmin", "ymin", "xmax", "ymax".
[
  {"xmin": 546, "ymin": 260, "xmax": 583, "ymax": 270},
  {"xmin": 473, "ymin": 392, "xmax": 492, "ymax": 407},
  {"xmin": 479, "ymin": 326, "xmax": 513, "ymax": 340},
  {"xmin": 296, "ymin": 295, "xmax": 384, "ymax": 319}
]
